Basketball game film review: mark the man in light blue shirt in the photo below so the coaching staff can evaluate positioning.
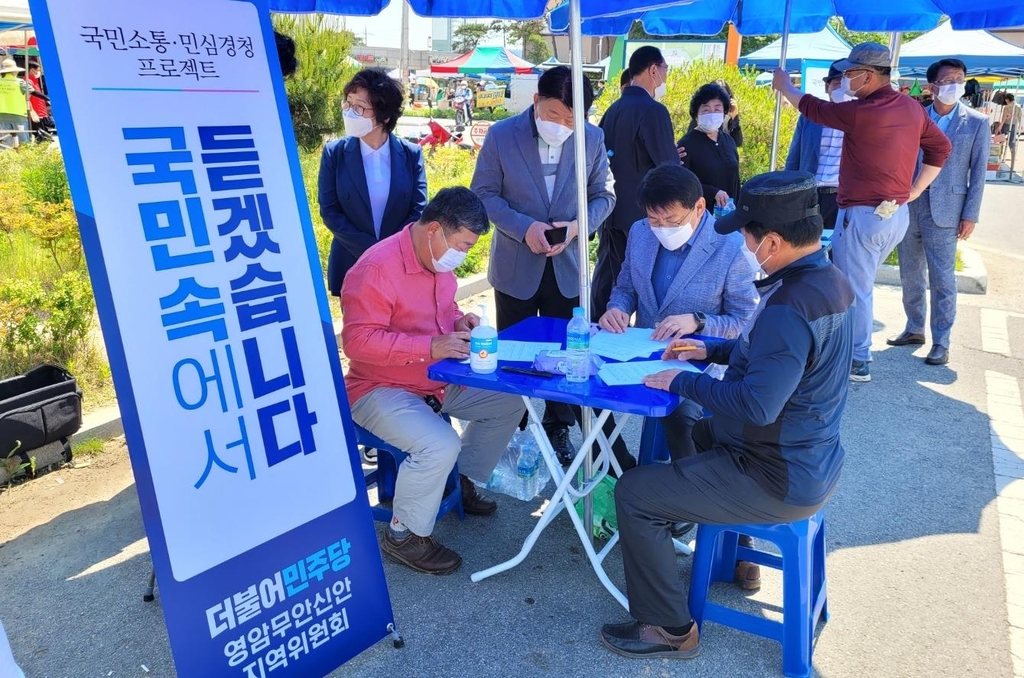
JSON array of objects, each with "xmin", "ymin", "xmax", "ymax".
[{"xmin": 887, "ymin": 58, "xmax": 989, "ymax": 366}]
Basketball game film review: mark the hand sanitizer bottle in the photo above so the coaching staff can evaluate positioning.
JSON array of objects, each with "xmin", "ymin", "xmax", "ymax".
[{"xmin": 470, "ymin": 304, "xmax": 498, "ymax": 374}]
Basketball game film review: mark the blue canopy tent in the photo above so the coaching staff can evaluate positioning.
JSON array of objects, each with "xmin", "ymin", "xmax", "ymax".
[
  {"xmin": 273, "ymin": 0, "xmax": 1024, "ymax": 542},
  {"xmin": 897, "ymin": 20, "xmax": 1024, "ymax": 78},
  {"xmin": 739, "ymin": 25, "xmax": 852, "ymax": 73}
]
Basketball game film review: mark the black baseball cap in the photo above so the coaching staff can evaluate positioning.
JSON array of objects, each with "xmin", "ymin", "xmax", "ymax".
[
  {"xmin": 823, "ymin": 60, "xmax": 842, "ymax": 83},
  {"xmin": 714, "ymin": 171, "xmax": 821, "ymax": 235}
]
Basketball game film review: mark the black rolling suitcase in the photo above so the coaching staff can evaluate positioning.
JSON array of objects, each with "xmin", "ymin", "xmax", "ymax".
[{"xmin": 0, "ymin": 365, "xmax": 82, "ymax": 480}]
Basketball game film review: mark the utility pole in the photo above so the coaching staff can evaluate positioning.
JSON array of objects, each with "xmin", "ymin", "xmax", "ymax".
[{"xmin": 400, "ymin": 0, "xmax": 410, "ymax": 79}]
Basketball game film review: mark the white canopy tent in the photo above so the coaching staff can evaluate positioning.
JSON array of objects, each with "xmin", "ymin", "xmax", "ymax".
[{"xmin": 898, "ymin": 20, "xmax": 1024, "ymax": 77}]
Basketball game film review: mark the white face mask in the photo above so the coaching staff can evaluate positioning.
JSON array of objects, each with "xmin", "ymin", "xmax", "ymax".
[
  {"xmin": 343, "ymin": 107, "xmax": 377, "ymax": 139},
  {"xmin": 536, "ymin": 116, "xmax": 572, "ymax": 147},
  {"xmin": 829, "ymin": 88, "xmax": 852, "ymax": 103},
  {"xmin": 935, "ymin": 82, "xmax": 966, "ymax": 106},
  {"xmin": 429, "ymin": 229, "xmax": 467, "ymax": 273},
  {"xmin": 651, "ymin": 221, "xmax": 694, "ymax": 251},
  {"xmin": 697, "ymin": 112, "xmax": 725, "ymax": 133},
  {"xmin": 841, "ymin": 72, "xmax": 867, "ymax": 98},
  {"xmin": 651, "ymin": 67, "xmax": 667, "ymax": 101},
  {"xmin": 742, "ymin": 237, "xmax": 773, "ymax": 277}
]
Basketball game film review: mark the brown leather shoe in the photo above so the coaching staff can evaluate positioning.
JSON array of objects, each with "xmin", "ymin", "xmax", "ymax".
[
  {"xmin": 887, "ymin": 331, "xmax": 926, "ymax": 346},
  {"xmin": 600, "ymin": 620, "xmax": 700, "ymax": 659},
  {"xmin": 460, "ymin": 475, "xmax": 497, "ymax": 516},
  {"xmin": 381, "ymin": 529, "xmax": 462, "ymax": 575},
  {"xmin": 735, "ymin": 561, "xmax": 762, "ymax": 591}
]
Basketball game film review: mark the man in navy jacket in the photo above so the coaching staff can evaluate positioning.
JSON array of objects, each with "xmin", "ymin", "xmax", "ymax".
[
  {"xmin": 591, "ymin": 46, "xmax": 680, "ymax": 320},
  {"xmin": 599, "ymin": 171, "xmax": 854, "ymax": 661}
]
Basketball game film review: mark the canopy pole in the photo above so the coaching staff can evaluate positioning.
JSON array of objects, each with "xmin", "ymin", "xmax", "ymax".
[
  {"xmin": 768, "ymin": 0, "xmax": 793, "ymax": 171},
  {"xmin": 888, "ymin": 32, "xmax": 902, "ymax": 70},
  {"xmin": 568, "ymin": 0, "xmax": 595, "ymax": 544}
]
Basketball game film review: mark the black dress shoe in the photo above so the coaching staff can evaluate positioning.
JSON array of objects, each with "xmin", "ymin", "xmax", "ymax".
[
  {"xmin": 599, "ymin": 620, "xmax": 700, "ymax": 659},
  {"xmin": 925, "ymin": 345, "xmax": 949, "ymax": 365},
  {"xmin": 548, "ymin": 427, "xmax": 574, "ymax": 466},
  {"xmin": 886, "ymin": 331, "xmax": 926, "ymax": 346},
  {"xmin": 460, "ymin": 475, "xmax": 497, "ymax": 516}
]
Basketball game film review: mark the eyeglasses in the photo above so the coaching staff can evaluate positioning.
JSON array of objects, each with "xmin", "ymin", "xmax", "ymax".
[
  {"xmin": 843, "ymin": 69, "xmax": 870, "ymax": 78},
  {"xmin": 342, "ymin": 100, "xmax": 372, "ymax": 116},
  {"xmin": 648, "ymin": 206, "xmax": 697, "ymax": 228},
  {"xmin": 933, "ymin": 77, "xmax": 966, "ymax": 86}
]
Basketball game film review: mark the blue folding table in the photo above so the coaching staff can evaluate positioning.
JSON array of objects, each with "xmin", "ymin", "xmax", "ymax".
[{"xmin": 427, "ymin": 316, "xmax": 689, "ymax": 609}]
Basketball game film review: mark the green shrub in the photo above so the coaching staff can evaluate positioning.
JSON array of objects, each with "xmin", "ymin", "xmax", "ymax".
[
  {"xmin": 595, "ymin": 61, "xmax": 798, "ymax": 183},
  {"xmin": 0, "ymin": 144, "xmax": 70, "ymax": 204},
  {"xmin": 0, "ymin": 270, "xmax": 95, "ymax": 379}
]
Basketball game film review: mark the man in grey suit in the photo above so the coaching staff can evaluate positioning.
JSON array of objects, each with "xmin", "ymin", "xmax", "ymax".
[
  {"xmin": 471, "ymin": 66, "xmax": 617, "ymax": 464},
  {"xmin": 600, "ymin": 164, "xmax": 757, "ymax": 462},
  {"xmin": 887, "ymin": 59, "xmax": 989, "ymax": 366}
]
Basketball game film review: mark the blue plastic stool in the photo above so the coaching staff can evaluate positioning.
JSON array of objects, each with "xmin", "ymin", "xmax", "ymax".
[
  {"xmin": 687, "ymin": 510, "xmax": 829, "ymax": 678},
  {"xmin": 357, "ymin": 422, "xmax": 465, "ymax": 524}
]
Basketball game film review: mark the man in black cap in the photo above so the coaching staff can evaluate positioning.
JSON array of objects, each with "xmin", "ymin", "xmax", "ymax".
[
  {"xmin": 599, "ymin": 171, "xmax": 854, "ymax": 661},
  {"xmin": 784, "ymin": 60, "xmax": 849, "ymax": 230},
  {"xmin": 773, "ymin": 42, "xmax": 951, "ymax": 383}
]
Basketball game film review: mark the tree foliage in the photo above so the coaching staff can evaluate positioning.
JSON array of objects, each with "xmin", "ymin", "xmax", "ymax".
[
  {"xmin": 490, "ymin": 19, "xmax": 552, "ymax": 63},
  {"xmin": 272, "ymin": 14, "xmax": 360, "ymax": 151},
  {"xmin": 452, "ymin": 22, "xmax": 492, "ymax": 54}
]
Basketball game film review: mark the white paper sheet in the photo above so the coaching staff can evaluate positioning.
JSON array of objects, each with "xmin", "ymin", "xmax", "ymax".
[
  {"xmin": 597, "ymin": 359, "xmax": 702, "ymax": 386},
  {"xmin": 589, "ymin": 328, "xmax": 669, "ymax": 362},
  {"xmin": 497, "ymin": 341, "xmax": 563, "ymax": 363}
]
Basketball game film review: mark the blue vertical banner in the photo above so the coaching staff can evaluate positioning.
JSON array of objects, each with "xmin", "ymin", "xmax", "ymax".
[{"xmin": 27, "ymin": 0, "xmax": 396, "ymax": 675}]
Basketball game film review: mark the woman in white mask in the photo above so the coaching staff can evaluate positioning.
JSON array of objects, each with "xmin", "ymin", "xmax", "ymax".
[
  {"xmin": 598, "ymin": 163, "xmax": 758, "ymax": 463},
  {"xmin": 318, "ymin": 68, "xmax": 428, "ymax": 309},
  {"xmin": 676, "ymin": 83, "xmax": 741, "ymax": 211}
]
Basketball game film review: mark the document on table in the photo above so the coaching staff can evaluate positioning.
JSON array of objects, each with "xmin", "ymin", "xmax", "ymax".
[
  {"xmin": 498, "ymin": 341, "xmax": 563, "ymax": 363},
  {"xmin": 597, "ymin": 359, "xmax": 701, "ymax": 386},
  {"xmin": 590, "ymin": 327, "xmax": 669, "ymax": 362}
]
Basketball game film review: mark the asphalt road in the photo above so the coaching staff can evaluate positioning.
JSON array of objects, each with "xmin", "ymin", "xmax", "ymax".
[{"xmin": 2, "ymin": 181, "xmax": 1022, "ymax": 677}]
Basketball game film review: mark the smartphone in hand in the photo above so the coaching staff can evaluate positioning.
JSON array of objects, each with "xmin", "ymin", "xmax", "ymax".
[{"xmin": 545, "ymin": 226, "xmax": 568, "ymax": 246}]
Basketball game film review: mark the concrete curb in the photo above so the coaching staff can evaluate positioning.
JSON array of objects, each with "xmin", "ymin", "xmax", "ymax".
[
  {"xmin": 875, "ymin": 244, "xmax": 988, "ymax": 295},
  {"xmin": 73, "ymin": 274, "xmax": 495, "ymax": 446}
]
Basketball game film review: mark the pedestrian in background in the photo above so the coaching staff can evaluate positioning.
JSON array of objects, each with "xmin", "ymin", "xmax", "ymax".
[{"xmin": 785, "ymin": 60, "xmax": 849, "ymax": 231}]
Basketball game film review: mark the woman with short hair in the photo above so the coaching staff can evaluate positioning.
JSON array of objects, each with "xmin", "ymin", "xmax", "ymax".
[
  {"xmin": 677, "ymin": 83, "xmax": 741, "ymax": 210},
  {"xmin": 318, "ymin": 68, "xmax": 428, "ymax": 304}
]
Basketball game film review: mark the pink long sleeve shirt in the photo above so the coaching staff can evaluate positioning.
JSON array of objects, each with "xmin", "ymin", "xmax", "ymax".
[{"xmin": 340, "ymin": 224, "xmax": 463, "ymax": 406}]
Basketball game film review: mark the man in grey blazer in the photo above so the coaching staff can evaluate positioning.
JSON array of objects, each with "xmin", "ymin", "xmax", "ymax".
[
  {"xmin": 471, "ymin": 66, "xmax": 617, "ymax": 464},
  {"xmin": 600, "ymin": 164, "xmax": 757, "ymax": 461},
  {"xmin": 888, "ymin": 59, "xmax": 989, "ymax": 366}
]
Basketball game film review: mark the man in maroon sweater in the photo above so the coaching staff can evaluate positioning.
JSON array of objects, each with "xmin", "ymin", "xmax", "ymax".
[{"xmin": 773, "ymin": 42, "xmax": 951, "ymax": 383}]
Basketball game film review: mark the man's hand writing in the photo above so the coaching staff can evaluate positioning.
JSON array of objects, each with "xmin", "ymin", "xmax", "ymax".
[
  {"xmin": 652, "ymin": 314, "xmax": 699, "ymax": 342},
  {"xmin": 660, "ymin": 338, "xmax": 707, "ymax": 362}
]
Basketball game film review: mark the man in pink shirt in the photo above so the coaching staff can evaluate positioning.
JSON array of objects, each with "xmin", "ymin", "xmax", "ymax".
[{"xmin": 342, "ymin": 187, "xmax": 525, "ymax": 575}]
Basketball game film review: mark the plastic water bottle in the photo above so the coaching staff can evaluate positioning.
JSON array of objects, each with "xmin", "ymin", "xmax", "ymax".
[
  {"xmin": 470, "ymin": 304, "xmax": 497, "ymax": 374},
  {"xmin": 565, "ymin": 306, "xmax": 591, "ymax": 383},
  {"xmin": 714, "ymin": 198, "xmax": 736, "ymax": 219},
  {"xmin": 516, "ymin": 437, "xmax": 541, "ymax": 499}
]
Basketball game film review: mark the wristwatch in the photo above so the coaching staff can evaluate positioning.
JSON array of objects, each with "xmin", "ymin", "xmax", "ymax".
[{"xmin": 693, "ymin": 311, "xmax": 707, "ymax": 334}]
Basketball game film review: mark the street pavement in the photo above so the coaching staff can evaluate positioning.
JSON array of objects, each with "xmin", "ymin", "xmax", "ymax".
[{"xmin": 3, "ymin": 184, "xmax": 1024, "ymax": 677}]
